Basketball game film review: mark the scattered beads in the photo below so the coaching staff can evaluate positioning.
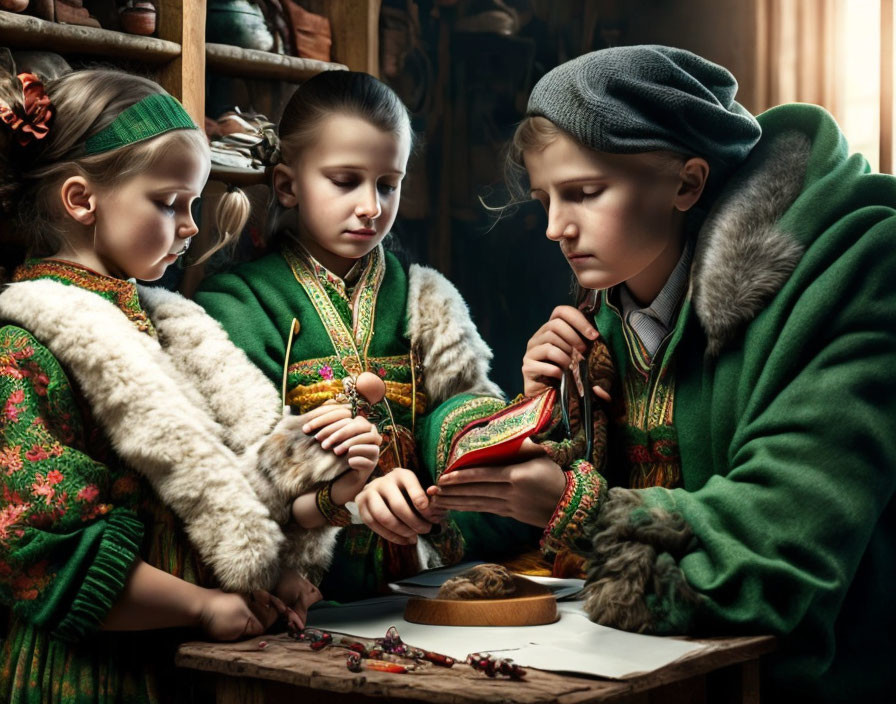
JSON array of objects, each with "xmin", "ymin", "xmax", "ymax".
[{"xmin": 465, "ymin": 652, "xmax": 526, "ymax": 680}]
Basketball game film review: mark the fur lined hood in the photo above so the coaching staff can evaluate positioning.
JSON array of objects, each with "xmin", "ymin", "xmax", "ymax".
[
  {"xmin": 691, "ymin": 130, "xmax": 811, "ymax": 355},
  {"xmin": 0, "ymin": 281, "xmax": 343, "ymax": 590}
]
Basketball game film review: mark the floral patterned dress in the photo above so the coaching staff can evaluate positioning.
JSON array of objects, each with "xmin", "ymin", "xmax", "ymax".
[{"xmin": 0, "ymin": 260, "xmax": 209, "ymax": 704}]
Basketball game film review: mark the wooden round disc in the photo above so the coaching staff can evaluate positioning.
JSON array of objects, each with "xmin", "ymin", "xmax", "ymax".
[{"xmin": 403, "ymin": 576, "xmax": 558, "ymax": 627}]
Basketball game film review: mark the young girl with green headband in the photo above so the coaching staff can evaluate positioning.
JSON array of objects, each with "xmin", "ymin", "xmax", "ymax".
[
  {"xmin": 429, "ymin": 45, "xmax": 896, "ymax": 701},
  {"xmin": 0, "ymin": 66, "xmax": 382, "ymax": 702},
  {"xmin": 196, "ymin": 70, "xmax": 539, "ymax": 600}
]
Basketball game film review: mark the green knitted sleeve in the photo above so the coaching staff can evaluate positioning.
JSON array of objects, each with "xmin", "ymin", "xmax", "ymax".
[{"xmin": 0, "ymin": 326, "xmax": 145, "ymax": 643}]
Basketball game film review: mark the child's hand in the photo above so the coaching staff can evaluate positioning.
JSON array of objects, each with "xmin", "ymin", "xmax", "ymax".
[
  {"xmin": 273, "ymin": 569, "xmax": 323, "ymax": 630},
  {"xmin": 429, "ymin": 450, "xmax": 566, "ymax": 528},
  {"xmin": 198, "ymin": 588, "xmax": 287, "ymax": 641},
  {"xmin": 299, "ymin": 402, "xmax": 354, "ymax": 434},
  {"xmin": 289, "ymin": 405, "xmax": 381, "ymax": 528},
  {"xmin": 355, "ymin": 468, "xmax": 446, "ymax": 546},
  {"xmin": 522, "ymin": 305, "xmax": 608, "ymax": 400},
  {"xmin": 300, "ymin": 403, "xmax": 382, "ymax": 473}
]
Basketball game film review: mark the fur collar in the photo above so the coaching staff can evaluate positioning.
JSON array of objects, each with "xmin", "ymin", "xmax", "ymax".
[
  {"xmin": 691, "ymin": 131, "xmax": 812, "ymax": 356},
  {"xmin": 406, "ymin": 264, "xmax": 504, "ymax": 403},
  {"xmin": 0, "ymin": 280, "xmax": 340, "ymax": 590},
  {"xmin": 137, "ymin": 286, "xmax": 282, "ymax": 454}
]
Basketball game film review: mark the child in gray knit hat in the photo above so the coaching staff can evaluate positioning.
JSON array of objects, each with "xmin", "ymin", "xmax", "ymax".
[{"xmin": 433, "ymin": 45, "xmax": 896, "ymax": 704}]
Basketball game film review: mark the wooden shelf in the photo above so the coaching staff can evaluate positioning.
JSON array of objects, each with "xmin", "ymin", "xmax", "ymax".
[
  {"xmin": 206, "ymin": 43, "xmax": 347, "ymax": 82},
  {"xmin": 209, "ymin": 164, "xmax": 268, "ymax": 187},
  {"xmin": 0, "ymin": 10, "xmax": 181, "ymax": 63}
]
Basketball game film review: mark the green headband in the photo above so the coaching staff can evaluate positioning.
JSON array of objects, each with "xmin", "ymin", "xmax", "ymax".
[{"xmin": 84, "ymin": 93, "xmax": 197, "ymax": 155}]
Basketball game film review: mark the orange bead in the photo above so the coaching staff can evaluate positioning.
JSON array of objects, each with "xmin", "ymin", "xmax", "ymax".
[{"xmin": 356, "ymin": 371, "xmax": 387, "ymax": 404}]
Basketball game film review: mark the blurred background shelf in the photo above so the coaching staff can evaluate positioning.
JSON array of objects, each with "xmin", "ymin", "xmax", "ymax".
[
  {"xmin": 0, "ymin": 0, "xmax": 381, "ymax": 297},
  {"xmin": 0, "ymin": 9, "xmax": 180, "ymax": 62},
  {"xmin": 206, "ymin": 42, "xmax": 346, "ymax": 81},
  {"xmin": 208, "ymin": 164, "xmax": 268, "ymax": 187}
]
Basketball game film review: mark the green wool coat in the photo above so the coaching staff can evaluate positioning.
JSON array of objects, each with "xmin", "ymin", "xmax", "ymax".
[
  {"xmin": 588, "ymin": 103, "xmax": 896, "ymax": 702},
  {"xmin": 196, "ymin": 250, "xmax": 539, "ymax": 600}
]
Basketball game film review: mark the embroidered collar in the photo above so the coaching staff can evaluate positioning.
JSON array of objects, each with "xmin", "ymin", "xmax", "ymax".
[
  {"xmin": 282, "ymin": 244, "xmax": 385, "ymax": 376},
  {"xmin": 290, "ymin": 242, "xmax": 370, "ymax": 303},
  {"xmin": 12, "ymin": 258, "xmax": 156, "ymax": 336}
]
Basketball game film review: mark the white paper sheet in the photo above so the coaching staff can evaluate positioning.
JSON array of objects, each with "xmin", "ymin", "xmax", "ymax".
[{"xmin": 307, "ymin": 593, "xmax": 706, "ymax": 679}]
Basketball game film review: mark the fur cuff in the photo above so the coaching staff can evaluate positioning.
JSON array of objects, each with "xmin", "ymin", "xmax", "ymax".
[
  {"xmin": 253, "ymin": 412, "xmax": 349, "ymax": 517},
  {"xmin": 692, "ymin": 131, "xmax": 810, "ymax": 356},
  {"xmin": 581, "ymin": 488, "xmax": 701, "ymax": 634},
  {"xmin": 281, "ymin": 522, "xmax": 342, "ymax": 585},
  {"xmin": 239, "ymin": 411, "xmax": 348, "ymax": 580}
]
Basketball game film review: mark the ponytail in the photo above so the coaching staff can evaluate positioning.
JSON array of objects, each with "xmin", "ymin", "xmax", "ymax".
[{"xmin": 190, "ymin": 185, "xmax": 250, "ymax": 264}]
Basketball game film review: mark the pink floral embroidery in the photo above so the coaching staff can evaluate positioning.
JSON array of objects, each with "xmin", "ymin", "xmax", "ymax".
[
  {"xmin": 11, "ymin": 345, "xmax": 33, "ymax": 361},
  {"xmin": 25, "ymin": 444, "xmax": 49, "ymax": 462},
  {"xmin": 22, "ymin": 366, "xmax": 49, "ymax": 396},
  {"xmin": 3, "ymin": 484, "xmax": 25, "ymax": 506},
  {"xmin": 0, "ymin": 503, "xmax": 28, "ymax": 544},
  {"xmin": 0, "ymin": 360, "xmax": 23, "ymax": 380},
  {"xmin": 377, "ymin": 367, "xmax": 387, "ymax": 378},
  {"xmin": 319, "ymin": 365, "xmax": 334, "ymax": 380},
  {"xmin": 0, "ymin": 445, "xmax": 22, "ymax": 475},
  {"xmin": 4, "ymin": 389, "xmax": 25, "ymax": 422},
  {"xmin": 31, "ymin": 473, "xmax": 55, "ymax": 503},
  {"xmin": 77, "ymin": 485, "xmax": 99, "ymax": 503},
  {"xmin": 46, "ymin": 469, "xmax": 63, "ymax": 485}
]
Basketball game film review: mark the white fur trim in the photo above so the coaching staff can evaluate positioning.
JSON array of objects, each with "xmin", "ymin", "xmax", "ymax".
[
  {"xmin": 281, "ymin": 522, "xmax": 342, "ymax": 586},
  {"xmin": 406, "ymin": 264, "xmax": 504, "ymax": 403},
  {"xmin": 692, "ymin": 132, "xmax": 811, "ymax": 356},
  {"xmin": 138, "ymin": 288, "xmax": 351, "ymax": 581},
  {"xmin": 0, "ymin": 281, "xmax": 339, "ymax": 590},
  {"xmin": 138, "ymin": 285, "xmax": 281, "ymax": 454},
  {"xmin": 254, "ymin": 411, "xmax": 348, "ymax": 505}
]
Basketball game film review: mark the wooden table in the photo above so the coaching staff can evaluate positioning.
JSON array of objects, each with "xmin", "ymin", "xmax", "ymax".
[{"xmin": 176, "ymin": 631, "xmax": 775, "ymax": 704}]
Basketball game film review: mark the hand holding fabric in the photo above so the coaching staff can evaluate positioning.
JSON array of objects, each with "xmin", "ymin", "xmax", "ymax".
[{"xmin": 429, "ymin": 441, "xmax": 567, "ymax": 528}]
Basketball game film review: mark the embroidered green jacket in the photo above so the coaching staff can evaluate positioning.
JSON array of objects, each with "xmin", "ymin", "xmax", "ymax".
[
  {"xmin": 581, "ymin": 104, "xmax": 896, "ymax": 702},
  {"xmin": 0, "ymin": 260, "xmax": 207, "ymax": 704},
  {"xmin": 196, "ymin": 247, "xmax": 539, "ymax": 600}
]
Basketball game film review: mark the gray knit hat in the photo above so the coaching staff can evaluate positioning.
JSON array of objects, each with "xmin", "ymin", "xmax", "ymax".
[{"xmin": 527, "ymin": 45, "xmax": 761, "ymax": 189}]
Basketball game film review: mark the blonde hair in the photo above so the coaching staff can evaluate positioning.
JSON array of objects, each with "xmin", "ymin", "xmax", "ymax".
[
  {"xmin": 0, "ymin": 68, "xmax": 249, "ymax": 260},
  {"xmin": 502, "ymin": 116, "xmax": 564, "ymax": 206}
]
